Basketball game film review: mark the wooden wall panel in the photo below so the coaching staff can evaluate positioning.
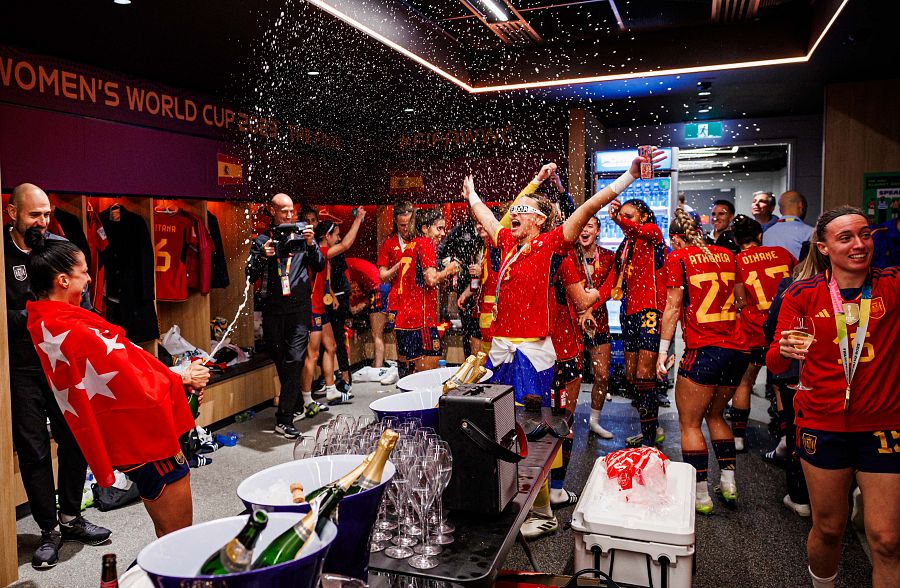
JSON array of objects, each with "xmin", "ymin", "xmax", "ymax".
[
  {"xmin": 195, "ymin": 364, "xmax": 278, "ymax": 427},
  {"xmin": 206, "ymin": 201, "xmax": 255, "ymax": 349},
  {"xmin": 823, "ymin": 80, "xmax": 900, "ymax": 211},
  {"xmin": 568, "ymin": 108, "xmax": 587, "ymax": 205}
]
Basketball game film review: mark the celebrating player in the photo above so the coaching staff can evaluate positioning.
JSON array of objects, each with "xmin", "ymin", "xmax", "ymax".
[
  {"xmin": 767, "ymin": 207, "xmax": 899, "ymax": 588},
  {"xmin": 377, "ymin": 202, "xmax": 416, "ymax": 378},
  {"xmin": 730, "ymin": 215, "xmax": 796, "ymax": 451},
  {"xmin": 415, "ymin": 208, "xmax": 460, "ymax": 371},
  {"xmin": 457, "ymin": 209, "xmax": 505, "ymax": 353},
  {"xmin": 657, "ymin": 209, "xmax": 749, "ymax": 514}
]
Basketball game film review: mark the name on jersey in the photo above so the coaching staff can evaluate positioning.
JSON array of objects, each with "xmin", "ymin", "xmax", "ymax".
[
  {"xmin": 688, "ymin": 251, "xmax": 732, "ymax": 266},
  {"xmin": 155, "ymin": 224, "xmax": 178, "ymax": 233},
  {"xmin": 740, "ymin": 250, "xmax": 781, "ymax": 264}
]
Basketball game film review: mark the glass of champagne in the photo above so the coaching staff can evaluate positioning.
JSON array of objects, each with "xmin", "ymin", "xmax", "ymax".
[{"xmin": 787, "ymin": 315, "xmax": 815, "ymax": 391}]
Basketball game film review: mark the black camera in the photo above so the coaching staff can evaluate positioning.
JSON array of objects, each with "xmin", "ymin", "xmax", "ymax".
[{"xmin": 270, "ymin": 222, "xmax": 309, "ymax": 257}]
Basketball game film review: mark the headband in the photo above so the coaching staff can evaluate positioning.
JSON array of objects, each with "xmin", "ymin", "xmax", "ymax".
[{"xmin": 509, "ymin": 204, "xmax": 547, "ymax": 218}]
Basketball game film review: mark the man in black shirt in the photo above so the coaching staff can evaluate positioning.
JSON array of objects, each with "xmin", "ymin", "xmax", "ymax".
[
  {"xmin": 706, "ymin": 199, "xmax": 740, "ymax": 254},
  {"xmin": 5, "ymin": 183, "xmax": 111, "ymax": 568},
  {"xmin": 246, "ymin": 193, "xmax": 325, "ymax": 439}
]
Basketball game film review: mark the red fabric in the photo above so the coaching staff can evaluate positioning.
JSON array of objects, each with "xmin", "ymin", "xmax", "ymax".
[
  {"xmin": 551, "ymin": 256, "xmax": 584, "ymax": 360},
  {"xmin": 664, "ymin": 245, "xmax": 745, "ymax": 351},
  {"xmin": 766, "ymin": 267, "xmax": 900, "ymax": 432},
  {"xmin": 602, "ymin": 217, "xmax": 667, "ymax": 314},
  {"xmin": 389, "ymin": 237, "xmax": 431, "ymax": 329},
  {"xmin": 181, "ymin": 210, "xmax": 214, "ymax": 295},
  {"xmin": 86, "ymin": 209, "xmax": 108, "ymax": 314},
  {"xmin": 476, "ymin": 240, "xmax": 502, "ymax": 342},
  {"xmin": 346, "ymin": 257, "xmax": 380, "ymax": 292},
  {"xmin": 605, "ymin": 447, "xmax": 669, "ymax": 491},
  {"xmin": 312, "ymin": 245, "xmax": 331, "ymax": 314},
  {"xmin": 491, "ymin": 226, "xmax": 572, "ymax": 339},
  {"xmin": 26, "ymin": 300, "xmax": 195, "ymax": 487},
  {"xmin": 419, "ymin": 238, "xmax": 439, "ymax": 327},
  {"xmin": 735, "ymin": 246, "xmax": 796, "ymax": 348},
  {"xmin": 153, "ymin": 212, "xmax": 193, "ymax": 301},
  {"xmin": 570, "ymin": 247, "xmax": 615, "ymax": 333},
  {"xmin": 377, "ymin": 234, "xmax": 405, "ymax": 312}
]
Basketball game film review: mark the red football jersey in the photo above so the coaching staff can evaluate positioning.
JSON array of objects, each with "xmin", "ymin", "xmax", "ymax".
[
  {"xmin": 389, "ymin": 237, "xmax": 436, "ymax": 329},
  {"xmin": 419, "ymin": 238, "xmax": 439, "ymax": 327},
  {"xmin": 477, "ymin": 241, "xmax": 503, "ymax": 341},
  {"xmin": 491, "ymin": 225, "xmax": 573, "ymax": 340},
  {"xmin": 736, "ymin": 246, "xmax": 796, "ymax": 348},
  {"xmin": 665, "ymin": 245, "xmax": 745, "ymax": 351},
  {"xmin": 599, "ymin": 217, "xmax": 667, "ymax": 316},
  {"xmin": 767, "ymin": 267, "xmax": 900, "ymax": 432},
  {"xmin": 153, "ymin": 213, "xmax": 194, "ymax": 302},
  {"xmin": 311, "ymin": 245, "xmax": 331, "ymax": 315},
  {"xmin": 570, "ymin": 247, "xmax": 615, "ymax": 333},
  {"xmin": 377, "ymin": 234, "xmax": 406, "ymax": 312},
  {"xmin": 551, "ymin": 255, "xmax": 585, "ymax": 360}
]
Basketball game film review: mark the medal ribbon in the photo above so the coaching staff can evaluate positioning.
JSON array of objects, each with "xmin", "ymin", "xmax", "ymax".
[
  {"xmin": 580, "ymin": 247, "xmax": 597, "ymax": 290},
  {"xmin": 493, "ymin": 241, "xmax": 530, "ymax": 318},
  {"xmin": 827, "ymin": 272, "xmax": 872, "ymax": 411}
]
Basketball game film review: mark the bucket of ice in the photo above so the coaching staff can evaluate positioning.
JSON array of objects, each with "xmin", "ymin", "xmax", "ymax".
[
  {"xmin": 236, "ymin": 455, "xmax": 395, "ymax": 580},
  {"xmin": 137, "ymin": 513, "xmax": 337, "ymax": 588},
  {"xmin": 396, "ymin": 366, "xmax": 493, "ymax": 392}
]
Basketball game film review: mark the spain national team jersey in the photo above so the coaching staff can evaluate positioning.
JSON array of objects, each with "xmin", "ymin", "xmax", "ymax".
[
  {"xmin": 154, "ymin": 213, "xmax": 194, "ymax": 302},
  {"xmin": 377, "ymin": 234, "xmax": 406, "ymax": 312},
  {"xmin": 551, "ymin": 255, "xmax": 585, "ymax": 360},
  {"xmin": 491, "ymin": 225, "xmax": 573, "ymax": 339},
  {"xmin": 736, "ymin": 245, "xmax": 796, "ymax": 348},
  {"xmin": 311, "ymin": 245, "xmax": 331, "ymax": 315},
  {"xmin": 600, "ymin": 217, "xmax": 667, "ymax": 315},
  {"xmin": 420, "ymin": 238, "xmax": 439, "ymax": 327},
  {"xmin": 665, "ymin": 245, "xmax": 745, "ymax": 351},
  {"xmin": 386, "ymin": 236, "xmax": 435, "ymax": 329},
  {"xmin": 570, "ymin": 247, "xmax": 615, "ymax": 332},
  {"xmin": 477, "ymin": 241, "xmax": 503, "ymax": 339},
  {"xmin": 767, "ymin": 267, "xmax": 900, "ymax": 432}
]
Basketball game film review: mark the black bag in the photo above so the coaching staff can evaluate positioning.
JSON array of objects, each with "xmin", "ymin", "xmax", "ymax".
[{"xmin": 91, "ymin": 482, "xmax": 140, "ymax": 512}]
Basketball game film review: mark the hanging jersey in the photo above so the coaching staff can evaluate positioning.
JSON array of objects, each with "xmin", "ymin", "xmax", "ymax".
[
  {"xmin": 665, "ymin": 245, "xmax": 745, "ymax": 351},
  {"xmin": 551, "ymin": 255, "xmax": 585, "ymax": 360},
  {"xmin": 736, "ymin": 246, "xmax": 796, "ymax": 348},
  {"xmin": 153, "ymin": 213, "xmax": 194, "ymax": 302},
  {"xmin": 377, "ymin": 234, "xmax": 406, "ymax": 312},
  {"xmin": 311, "ymin": 245, "xmax": 331, "ymax": 315},
  {"xmin": 766, "ymin": 267, "xmax": 900, "ymax": 432},
  {"xmin": 571, "ymin": 247, "xmax": 615, "ymax": 333},
  {"xmin": 491, "ymin": 225, "xmax": 573, "ymax": 340},
  {"xmin": 87, "ymin": 209, "xmax": 109, "ymax": 313}
]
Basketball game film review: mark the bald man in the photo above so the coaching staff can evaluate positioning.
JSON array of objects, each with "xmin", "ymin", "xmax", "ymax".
[
  {"xmin": 762, "ymin": 190, "xmax": 814, "ymax": 259},
  {"xmin": 246, "ymin": 193, "xmax": 325, "ymax": 440},
  {"xmin": 5, "ymin": 184, "xmax": 111, "ymax": 568}
]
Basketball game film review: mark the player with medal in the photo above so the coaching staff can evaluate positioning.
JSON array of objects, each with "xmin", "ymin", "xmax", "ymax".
[
  {"xmin": 302, "ymin": 210, "xmax": 366, "ymax": 408},
  {"xmin": 767, "ymin": 206, "xmax": 899, "ymax": 588}
]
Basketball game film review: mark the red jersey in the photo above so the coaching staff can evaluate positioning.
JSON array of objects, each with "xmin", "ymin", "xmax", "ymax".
[
  {"xmin": 600, "ymin": 217, "xmax": 667, "ymax": 316},
  {"xmin": 153, "ymin": 213, "xmax": 194, "ymax": 302},
  {"xmin": 570, "ymin": 247, "xmax": 615, "ymax": 333},
  {"xmin": 551, "ymin": 255, "xmax": 585, "ymax": 360},
  {"xmin": 665, "ymin": 245, "xmax": 745, "ymax": 351},
  {"xmin": 491, "ymin": 225, "xmax": 573, "ymax": 339},
  {"xmin": 346, "ymin": 257, "xmax": 380, "ymax": 307},
  {"xmin": 477, "ymin": 241, "xmax": 503, "ymax": 341},
  {"xmin": 383, "ymin": 237, "xmax": 436, "ymax": 329},
  {"xmin": 420, "ymin": 238, "xmax": 439, "ymax": 327},
  {"xmin": 311, "ymin": 245, "xmax": 331, "ymax": 315},
  {"xmin": 377, "ymin": 234, "xmax": 406, "ymax": 312},
  {"xmin": 736, "ymin": 246, "xmax": 796, "ymax": 348},
  {"xmin": 766, "ymin": 267, "xmax": 900, "ymax": 432}
]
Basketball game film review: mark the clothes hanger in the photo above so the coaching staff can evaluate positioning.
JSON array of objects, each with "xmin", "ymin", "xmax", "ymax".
[{"xmin": 154, "ymin": 199, "xmax": 178, "ymax": 215}]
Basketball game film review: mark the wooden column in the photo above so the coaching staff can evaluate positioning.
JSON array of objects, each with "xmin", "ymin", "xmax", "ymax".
[
  {"xmin": 0, "ymin": 165, "xmax": 18, "ymax": 586},
  {"xmin": 568, "ymin": 108, "xmax": 587, "ymax": 205}
]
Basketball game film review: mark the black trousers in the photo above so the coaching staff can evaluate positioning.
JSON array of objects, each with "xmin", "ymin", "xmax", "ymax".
[
  {"xmin": 776, "ymin": 381, "xmax": 809, "ymax": 504},
  {"xmin": 263, "ymin": 313, "xmax": 310, "ymax": 426},
  {"xmin": 10, "ymin": 369, "xmax": 88, "ymax": 531},
  {"xmin": 327, "ymin": 300, "xmax": 351, "ymax": 375}
]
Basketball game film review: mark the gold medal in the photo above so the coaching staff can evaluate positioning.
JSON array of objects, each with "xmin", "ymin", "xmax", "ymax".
[
  {"xmin": 323, "ymin": 293, "xmax": 334, "ymax": 306},
  {"xmin": 491, "ymin": 304, "xmax": 499, "ymax": 321},
  {"xmin": 843, "ymin": 303, "xmax": 859, "ymax": 325},
  {"xmin": 611, "ymin": 287, "xmax": 624, "ymax": 301}
]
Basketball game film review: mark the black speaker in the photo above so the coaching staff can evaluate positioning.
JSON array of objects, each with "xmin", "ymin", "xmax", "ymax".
[{"xmin": 438, "ymin": 384, "xmax": 520, "ymax": 515}]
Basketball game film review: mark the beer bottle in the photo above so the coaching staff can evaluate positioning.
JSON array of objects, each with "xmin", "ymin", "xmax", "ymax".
[
  {"xmin": 100, "ymin": 553, "xmax": 118, "ymax": 588},
  {"xmin": 345, "ymin": 429, "xmax": 399, "ymax": 496},
  {"xmin": 199, "ymin": 509, "xmax": 269, "ymax": 575}
]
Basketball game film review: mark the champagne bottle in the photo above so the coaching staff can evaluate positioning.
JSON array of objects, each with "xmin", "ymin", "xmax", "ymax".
[
  {"xmin": 186, "ymin": 389, "xmax": 200, "ymax": 419},
  {"xmin": 100, "ymin": 554, "xmax": 118, "ymax": 588},
  {"xmin": 199, "ymin": 509, "xmax": 269, "ymax": 576},
  {"xmin": 302, "ymin": 452, "xmax": 375, "ymax": 503},
  {"xmin": 464, "ymin": 352, "xmax": 488, "ymax": 383},
  {"xmin": 442, "ymin": 355, "xmax": 476, "ymax": 394},
  {"xmin": 345, "ymin": 429, "xmax": 399, "ymax": 496}
]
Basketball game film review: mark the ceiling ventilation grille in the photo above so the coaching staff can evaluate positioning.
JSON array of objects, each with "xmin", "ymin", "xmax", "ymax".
[
  {"xmin": 711, "ymin": 0, "xmax": 761, "ymax": 23},
  {"xmin": 459, "ymin": 0, "xmax": 542, "ymax": 45}
]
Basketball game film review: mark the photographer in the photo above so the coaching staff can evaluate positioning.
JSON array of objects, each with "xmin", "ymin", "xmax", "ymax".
[{"xmin": 246, "ymin": 193, "xmax": 325, "ymax": 439}]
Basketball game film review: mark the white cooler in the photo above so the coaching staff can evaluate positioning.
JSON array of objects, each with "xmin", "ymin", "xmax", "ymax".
[{"xmin": 571, "ymin": 459, "xmax": 696, "ymax": 588}]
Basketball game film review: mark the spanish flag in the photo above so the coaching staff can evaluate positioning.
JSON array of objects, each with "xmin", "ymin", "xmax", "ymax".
[
  {"xmin": 217, "ymin": 153, "xmax": 242, "ymax": 186},
  {"xmin": 389, "ymin": 172, "xmax": 424, "ymax": 194}
]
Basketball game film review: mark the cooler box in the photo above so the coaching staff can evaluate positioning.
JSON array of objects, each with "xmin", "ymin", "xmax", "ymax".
[{"xmin": 571, "ymin": 460, "xmax": 696, "ymax": 588}]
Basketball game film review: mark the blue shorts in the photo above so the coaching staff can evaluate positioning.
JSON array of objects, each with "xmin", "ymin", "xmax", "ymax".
[
  {"xmin": 311, "ymin": 312, "xmax": 330, "ymax": 332},
  {"xmin": 797, "ymin": 427, "xmax": 900, "ymax": 474},
  {"xmin": 621, "ymin": 309, "xmax": 661, "ymax": 353},
  {"xmin": 370, "ymin": 284, "xmax": 390, "ymax": 314},
  {"xmin": 120, "ymin": 452, "xmax": 190, "ymax": 501},
  {"xmin": 749, "ymin": 346, "xmax": 766, "ymax": 367},
  {"xmin": 553, "ymin": 356, "xmax": 582, "ymax": 389},
  {"xmin": 678, "ymin": 346, "xmax": 749, "ymax": 387},
  {"xmin": 396, "ymin": 327, "xmax": 442, "ymax": 360},
  {"xmin": 385, "ymin": 310, "xmax": 397, "ymax": 332},
  {"xmin": 582, "ymin": 330, "xmax": 611, "ymax": 348}
]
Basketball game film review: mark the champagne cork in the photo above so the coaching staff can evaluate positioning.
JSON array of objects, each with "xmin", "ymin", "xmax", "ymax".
[{"xmin": 290, "ymin": 482, "xmax": 306, "ymax": 504}]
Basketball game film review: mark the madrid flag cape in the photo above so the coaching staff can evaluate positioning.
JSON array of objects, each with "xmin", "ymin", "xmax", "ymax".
[{"xmin": 26, "ymin": 300, "xmax": 195, "ymax": 487}]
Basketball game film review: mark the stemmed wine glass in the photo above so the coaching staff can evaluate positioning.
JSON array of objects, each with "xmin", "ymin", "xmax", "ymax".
[
  {"xmin": 787, "ymin": 315, "xmax": 816, "ymax": 391},
  {"xmin": 427, "ymin": 443, "xmax": 454, "ymax": 543},
  {"xmin": 407, "ymin": 462, "xmax": 440, "ymax": 569},
  {"xmin": 385, "ymin": 447, "xmax": 418, "ymax": 558}
]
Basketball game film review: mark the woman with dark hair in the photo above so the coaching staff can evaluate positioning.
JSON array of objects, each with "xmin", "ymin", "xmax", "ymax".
[
  {"xmin": 656, "ymin": 209, "xmax": 749, "ymax": 514},
  {"xmin": 728, "ymin": 214, "xmax": 796, "ymax": 451},
  {"xmin": 24, "ymin": 233, "xmax": 209, "ymax": 538},
  {"xmin": 303, "ymin": 209, "xmax": 366, "ymax": 407},
  {"xmin": 767, "ymin": 206, "xmax": 899, "ymax": 588},
  {"xmin": 600, "ymin": 197, "xmax": 668, "ymax": 447},
  {"xmin": 457, "ymin": 206, "xmax": 506, "ymax": 354}
]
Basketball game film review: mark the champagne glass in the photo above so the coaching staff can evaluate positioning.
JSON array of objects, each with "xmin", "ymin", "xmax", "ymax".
[
  {"xmin": 293, "ymin": 437, "xmax": 316, "ymax": 460},
  {"xmin": 787, "ymin": 315, "xmax": 816, "ymax": 391},
  {"xmin": 407, "ymin": 462, "xmax": 440, "ymax": 569},
  {"xmin": 428, "ymin": 444, "xmax": 455, "ymax": 541}
]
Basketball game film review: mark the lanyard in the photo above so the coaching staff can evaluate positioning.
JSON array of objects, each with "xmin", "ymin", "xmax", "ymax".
[
  {"xmin": 398, "ymin": 235, "xmax": 407, "ymax": 251},
  {"xmin": 493, "ymin": 241, "xmax": 530, "ymax": 318},
  {"xmin": 827, "ymin": 273, "xmax": 872, "ymax": 411},
  {"xmin": 277, "ymin": 256, "xmax": 293, "ymax": 296},
  {"xmin": 580, "ymin": 248, "xmax": 598, "ymax": 290}
]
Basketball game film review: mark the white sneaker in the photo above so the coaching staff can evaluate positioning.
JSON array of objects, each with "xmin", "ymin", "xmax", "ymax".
[
  {"xmin": 734, "ymin": 437, "xmax": 745, "ymax": 452},
  {"xmin": 783, "ymin": 494, "xmax": 811, "ymax": 517},
  {"xmin": 850, "ymin": 487, "xmax": 864, "ymax": 530},
  {"xmin": 775, "ymin": 435, "xmax": 788, "ymax": 459},
  {"xmin": 379, "ymin": 367, "xmax": 399, "ymax": 385},
  {"xmin": 520, "ymin": 512, "xmax": 558, "ymax": 540},
  {"xmin": 695, "ymin": 494, "xmax": 714, "ymax": 515},
  {"xmin": 352, "ymin": 366, "xmax": 375, "ymax": 382},
  {"xmin": 589, "ymin": 421, "xmax": 613, "ymax": 439}
]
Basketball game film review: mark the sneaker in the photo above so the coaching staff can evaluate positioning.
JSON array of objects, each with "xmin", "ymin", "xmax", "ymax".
[
  {"xmin": 379, "ymin": 367, "xmax": 399, "ymax": 386},
  {"xmin": 60, "ymin": 516, "xmax": 111, "ymax": 545},
  {"xmin": 695, "ymin": 495, "xmax": 714, "ymax": 516},
  {"xmin": 655, "ymin": 426, "xmax": 666, "ymax": 445},
  {"xmin": 275, "ymin": 423, "xmax": 301, "ymax": 439},
  {"xmin": 32, "ymin": 530, "xmax": 61, "ymax": 568},
  {"xmin": 311, "ymin": 378, "xmax": 326, "ymax": 394},
  {"xmin": 305, "ymin": 400, "xmax": 329, "ymax": 418},
  {"xmin": 326, "ymin": 386, "xmax": 352, "ymax": 406},
  {"xmin": 734, "ymin": 437, "xmax": 746, "ymax": 453},
  {"xmin": 188, "ymin": 455, "xmax": 213, "ymax": 468},
  {"xmin": 336, "ymin": 380, "xmax": 353, "ymax": 396},
  {"xmin": 520, "ymin": 512, "xmax": 558, "ymax": 540},
  {"xmin": 589, "ymin": 421, "xmax": 614, "ymax": 439},
  {"xmin": 197, "ymin": 441, "xmax": 221, "ymax": 455},
  {"xmin": 715, "ymin": 483, "xmax": 738, "ymax": 507},
  {"xmin": 783, "ymin": 494, "xmax": 811, "ymax": 517},
  {"xmin": 657, "ymin": 393, "xmax": 671, "ymax": 408}
]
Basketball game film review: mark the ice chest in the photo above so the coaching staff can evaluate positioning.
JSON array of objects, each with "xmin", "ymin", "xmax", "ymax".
[{"xmin": 571, "ymin": 460, "xmax": 696, "ymax": 588}]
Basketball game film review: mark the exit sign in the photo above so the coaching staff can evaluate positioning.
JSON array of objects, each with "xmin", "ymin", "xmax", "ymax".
[{"xmin": 685, "ymin": 121, "xmax": 723, "ymax": 139}]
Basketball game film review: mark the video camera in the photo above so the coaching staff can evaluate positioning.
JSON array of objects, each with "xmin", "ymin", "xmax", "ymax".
[{"xmin": 270, "ymin": 222, "xmax": 309, "ymax": 257}]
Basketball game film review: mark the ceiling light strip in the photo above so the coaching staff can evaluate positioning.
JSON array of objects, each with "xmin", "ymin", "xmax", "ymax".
[{"xmin": 307, "ymin": 0, "xmax": 850, "ymax": 94}]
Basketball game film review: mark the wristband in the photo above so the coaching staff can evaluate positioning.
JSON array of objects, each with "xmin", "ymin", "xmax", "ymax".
[
  {"xmin": 658, "ymin": 339, "xmax": 671, "ymax": 356},
  {"xmin": 608, "ymin": 171, "xmax": 636, "ymax": 196},
  {"xmin": 468, "ymin": 190, "xmax": 482, "ymax": 206}
]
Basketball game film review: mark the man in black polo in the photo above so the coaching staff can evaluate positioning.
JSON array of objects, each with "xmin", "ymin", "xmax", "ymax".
[
  {"xmin": 5, "ymin": 183, "xmax": 111, "ymax": 568},
  {"xmin": 706, "ymin": 199, "xmax": 740, "ymax": 254},
  {"xmin": 246, "ymin": 193, "xmax": 325, "ymax": 439}
]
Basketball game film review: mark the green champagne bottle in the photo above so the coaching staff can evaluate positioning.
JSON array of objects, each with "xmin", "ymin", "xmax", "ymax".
[
  {"xmin": 199, "ymin": 509, "xmax": 269, "ymax": 576},
  {"xmin": 186, "ymin": 390, "xmax": 200, "ymax": 419}
]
